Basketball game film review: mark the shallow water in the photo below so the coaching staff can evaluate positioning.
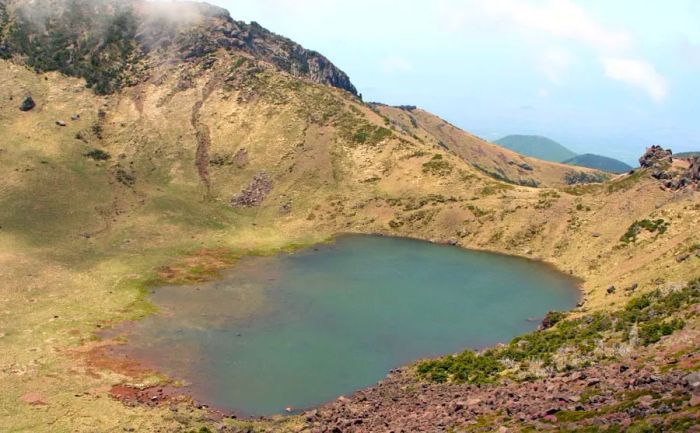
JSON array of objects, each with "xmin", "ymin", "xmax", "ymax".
[{"xmin": 113, "ymin": 235, "xmax": 579, "ymax": 415}]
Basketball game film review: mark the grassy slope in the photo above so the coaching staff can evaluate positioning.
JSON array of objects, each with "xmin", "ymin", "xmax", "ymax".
[
  {"xmin": 494, "ymin": 134, "xmax": 578, "ymax": 162},
  {"xmin": 375, "ymin": 105, "xmax": 600, "ymax": 188},
  {"xmin": 0, "ymin": 56, "xmax": 699, "ymax": 432}
]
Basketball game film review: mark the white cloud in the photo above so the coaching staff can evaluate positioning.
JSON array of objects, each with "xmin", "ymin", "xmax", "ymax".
[
  {"xmin": 437, "ymin": 0, "xmax": 669, "ymax": 102},
  {"xmin": 603, "ymin": 58, "xmax": 668, "ymax": 102},
  {"xmin": 538, "ymin": 47, "xmax": 574, "ymax": 84},
  {"xmin": 678, "ymin": 39, "xmax": 700, "ymax": 67},
  {"xmin": 481, "ymin": 0, "xmax": 631, "ymax": 52},
  {"xmin": 379, "ymin": 56, "xmax": 413, "ymax": 74}
]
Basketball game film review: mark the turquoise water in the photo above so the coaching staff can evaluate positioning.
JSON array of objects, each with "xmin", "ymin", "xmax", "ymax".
[{"xmin": 114, "ymin": 235, "xmax": 579, "ymax": 416}]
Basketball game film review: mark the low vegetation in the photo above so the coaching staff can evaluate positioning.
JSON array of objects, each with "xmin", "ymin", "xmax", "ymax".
[
  {"xmin": 564, "ymin": 171, "xmax": 609, "ymax": 185},
  {"xmin": 5, "ymin": 0, "xmax": 141, "ymax": 94},
  {"xmin": 620, "ymin": 219, "xmax": 669, "ymax": 244},
  {"xmin": 417, "ymin": 278, "xmax": 699, "ymax": 384},
  {"xmin": 83, "ymin": 148, "xmax": 111, "ymax": 161},
  {"xmin": 422, "ymin": 154, "xmax": 453, "ymax": 175}
]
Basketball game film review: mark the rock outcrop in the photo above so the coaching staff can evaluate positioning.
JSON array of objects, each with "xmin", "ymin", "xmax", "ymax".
[
  {"xmin": 639, "ymin": 145, "xmax": 672, "ymax": 168},
  {"xmin": 1, "ymin": 0, "xmax": 358, "ymax": 96},
  {"xmin": 306, "ymin": 356, "xmax": 698, "ymax": 433},
  {"xmin": 642, "ymin": 146, "xmax": 700, "ymax": 190}
]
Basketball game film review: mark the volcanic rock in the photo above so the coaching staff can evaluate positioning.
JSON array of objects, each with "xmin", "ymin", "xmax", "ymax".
[
  {"xmin": 231, "ymin": 172, "xmax": 273, "ymax": 208},
  {"xmin": 19, "ymin": 96, "xmax": 35, "ymax": 111},
  {"xmin": 639, "ymin": 145, "xmax": 672, "ymax": 168}
]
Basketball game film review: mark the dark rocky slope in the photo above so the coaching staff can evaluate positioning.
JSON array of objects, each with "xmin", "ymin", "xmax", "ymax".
[{"xmin": 0, "ymin": 0, "xmax": 357, "ymax": 95}]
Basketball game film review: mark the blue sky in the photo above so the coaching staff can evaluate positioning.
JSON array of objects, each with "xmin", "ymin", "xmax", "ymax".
[{"xmin": 209, "ymin": 0, "xmax": 700, "ymax": 164}]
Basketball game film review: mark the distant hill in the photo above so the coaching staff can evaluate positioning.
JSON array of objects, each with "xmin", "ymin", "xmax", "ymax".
[
  {"xmin": 675, "ymin": 151, "xmax": 700, "ymax": 158},
  {"xmin": 563, "ymin": 154, "xmax": 633, "ymax": 174},
  {"xmin": 494, "ymin": 135, "xmax": 577, "ymax": 162}
]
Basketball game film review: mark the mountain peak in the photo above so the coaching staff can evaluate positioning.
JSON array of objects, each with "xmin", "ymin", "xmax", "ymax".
[
  {"xmin": 494, "ymin": 134, "xmax": 577, "ymax": 162},
  {"xmin": 0, "ymin": 0, "xmax": 358, "ymax": 95}
]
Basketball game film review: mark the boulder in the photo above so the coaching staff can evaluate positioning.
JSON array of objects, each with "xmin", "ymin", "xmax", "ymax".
[
  {"xmin": 19, "ymin": 96, "xmax": 35, "ymax": 111},
  {"xmin": 685, "ymin": 372, "xmax": 700, "ymax": 392},
  {"xmin": 690, "ymin": 157, "xmax": 700, "ymax": 181}
]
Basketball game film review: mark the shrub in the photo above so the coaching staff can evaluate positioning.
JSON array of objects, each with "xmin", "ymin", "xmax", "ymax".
[
  {"xmin": 565, "ymin": 171, "xmax": 608, "ymax": 185},
  {"xmin": 620, "ymin": 219, "xmax": 669, "ymax": 243},
  {"xmin": 83, "ymin": 149, "xmax": 111, "ymax": 161},
  {"xmin": 422, "ymin": 154, "xmax": 452, "ymax": 176},
  {"xmin": 417, "ymin": 350, "xmax": 503, "ymax": 384}
]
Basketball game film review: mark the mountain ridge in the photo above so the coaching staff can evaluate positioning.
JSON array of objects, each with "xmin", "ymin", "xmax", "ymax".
[
  {"xmin": 563, "ymin": 153, "xmax": 633, "ymax": 173},
  {"xmin": 0, "ymin": 0, "xmax": 358, "ymax": 95},
  {"xmin": 494, "ymin": 134, "xmax": 577, "ymax": 162}
]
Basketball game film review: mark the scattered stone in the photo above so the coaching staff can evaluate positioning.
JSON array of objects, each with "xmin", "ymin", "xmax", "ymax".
[
  {"xmin": 591, "ymin": 232, "xmax": 602, "ymax": 238},
  {"xmin": 71, "ymin": 114, "xmax": 80, "ymax": 121},
  {"xmin": 676, "ymin": 254, "xmax": 690, "ymax": 263},
  {"xmin": 56, "ymin": 120, "xmax": 67, "ymax": 127},
  {"xmin": 19, "ymin": 96, "xmax": 35, "ymax": 111},
  {"xmin": 232, "ymin": 148, "xmax": 249, "ymax": 168},
  {"xmin": 518, "ymin": 162, "xmax": 533, "ymax": 171},
  {"xmin": 19, "ymin": 392, "xmax": 47, "ymax": 405},
  {"xmin": 279, "ymin": 200, "xmax": 292, "ymax": 215},
  {"xmin": 231, "ymin": 172, "xmax": 273, "ymax": 208},
  {"xmin": 539, "ymin": 311, "xmax": 563, "ymax": 330},
  {"xmin": 606, "ymin": 286, "xmax": 616, "ymax": 295},
  {"xmin": 685, "ymin": 372, "xmax": 700, "ymax": 391},
  {"xmin": 624, "ymin": 283, "xmax": 639, "ymax": 293}
]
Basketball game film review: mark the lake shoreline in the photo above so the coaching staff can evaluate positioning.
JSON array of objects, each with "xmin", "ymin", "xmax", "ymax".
[{"xmin": 90, "ymin": 232, "xmax": 584, "ymax": 419}]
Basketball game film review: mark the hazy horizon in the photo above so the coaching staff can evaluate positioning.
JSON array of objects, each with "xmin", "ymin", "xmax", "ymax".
[{"xmin": 204, "ymin": 0, "xmax": 700, "ymax": 165}]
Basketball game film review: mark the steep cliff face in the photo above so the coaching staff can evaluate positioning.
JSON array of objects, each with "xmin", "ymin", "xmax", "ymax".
[{"xmin": 0, "ymin": 0, "xmax": 357, "ymax": 95}]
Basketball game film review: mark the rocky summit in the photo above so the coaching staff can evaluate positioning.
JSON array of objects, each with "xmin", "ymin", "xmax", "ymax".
[
  {"xmin": 0, "ymin": 1, "xmax": 698, "ymax": 433},
  {"xmin": 0, "ymin": 0, "xmax": 357, "ymax": 95}
]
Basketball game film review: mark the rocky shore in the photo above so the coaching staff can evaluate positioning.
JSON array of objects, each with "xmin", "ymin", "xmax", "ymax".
[{"xmin": 305, "ymin": 334, "xmax": 699, "ymax": 433}]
